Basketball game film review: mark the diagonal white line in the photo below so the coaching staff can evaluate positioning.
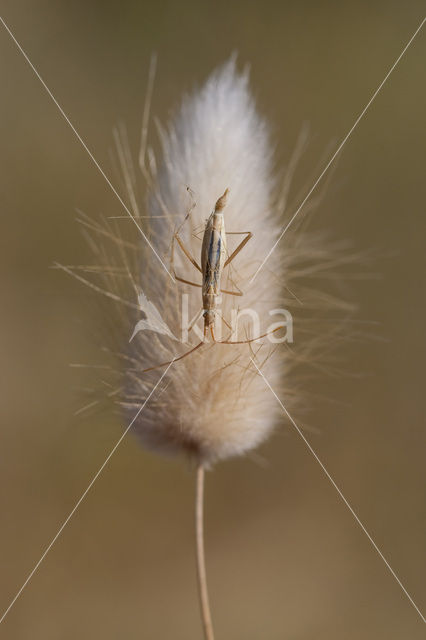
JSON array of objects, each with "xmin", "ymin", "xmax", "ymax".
[
  {"xmin": 0, "ymin": 16, "xmax": 174, "ymax": 282},
  {"xmin": 250, "ymin": 16, "xmax": 426, "ymax": 283},
  {"xmin": 0, "ymin": 361, "xmax": 174, "ymax": 625},
  {"xmin": 250, "ymin": 358, "xmax": 426, "ymax": 624}
]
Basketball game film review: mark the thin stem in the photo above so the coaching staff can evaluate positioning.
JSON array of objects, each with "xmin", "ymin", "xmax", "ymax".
[{"xmin": 195, "ymin": 464, "xmax": 215, "ymax": 640}]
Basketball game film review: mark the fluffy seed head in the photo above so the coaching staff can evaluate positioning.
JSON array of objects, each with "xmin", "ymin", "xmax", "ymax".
[
  {"xmin": 127, "ymin": 59, "xmax": 284, "ymax": 464},
  {"xmin": 72, "ymin": 58, "xmax": 352, "ymax": 465}
]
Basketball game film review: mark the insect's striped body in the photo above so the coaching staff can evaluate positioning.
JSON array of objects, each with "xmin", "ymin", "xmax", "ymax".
[
  {"xmin": 141, "ymin": 187, "xmax": 282, "ymax": 373},
  {"xmin": 201, "ymin": 189, "xmax": 228, "ymax": 329}
]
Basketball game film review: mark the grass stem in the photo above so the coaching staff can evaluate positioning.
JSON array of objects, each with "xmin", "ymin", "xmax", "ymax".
[{"xmin": 195, "ymin": 464, "xmax": 215, "ymax": 640}]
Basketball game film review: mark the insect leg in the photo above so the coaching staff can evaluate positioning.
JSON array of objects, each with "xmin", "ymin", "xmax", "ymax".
[
  {"xmin": 215, "ymin": 309, "xmax": 232, "ymax": 331},
  {"xmin": 220, "ymin": 284, "xmax": 243, "ymax": 297},
  {"xmin": 170, "ymin": 229, "xmax": 203, "ymax": 286},
  {"xmin": 213, "ymin": 325, "xmax": 284, "ymax": 345},
  {"xmin": 141, "ymin": 340, "xmax": 204, "ymax": 373},
  {"xmin": 173, "ymin": 232, "xmax": 202, "ymax": 273},
  {"xmin": 223, "ymin": 231, "xmax": 253, "ymax": 268},
  {"xmin": 174, "ymin": 274, "xmax": 202, "ymax": 288},
  {"xmin": 141, "ymin": 317, "xmax": 209, "ymax": 373}
]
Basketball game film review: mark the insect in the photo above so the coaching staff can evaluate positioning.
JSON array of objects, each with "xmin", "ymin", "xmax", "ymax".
[{"xmin": 143, "ymin": 188, "xmax": 282, "ymax": 372}]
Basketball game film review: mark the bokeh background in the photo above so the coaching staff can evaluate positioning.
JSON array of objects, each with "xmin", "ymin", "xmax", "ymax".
[{"xmin": 1, "ymin": 2, "xmax": 425, "ymax": 638}]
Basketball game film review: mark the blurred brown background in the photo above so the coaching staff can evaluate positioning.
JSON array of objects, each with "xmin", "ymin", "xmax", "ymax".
[{"xmin": 0, "ymin": 1, "xmax": 425, "ymax": 638}]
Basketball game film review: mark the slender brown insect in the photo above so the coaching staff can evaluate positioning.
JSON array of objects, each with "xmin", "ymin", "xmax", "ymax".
[{"xmin": 143, "ymin": 189, "xmax": 282, "ymax": 372}]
